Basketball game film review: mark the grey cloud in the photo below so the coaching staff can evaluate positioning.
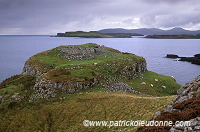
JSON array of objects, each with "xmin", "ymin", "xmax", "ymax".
[
  {"xmin": 0, "ymin": 0, "xmax": 200, "ymax": 34},
  {"xmin": 140, "ymin": 0, "xmax": 197, "ymax": 4}
]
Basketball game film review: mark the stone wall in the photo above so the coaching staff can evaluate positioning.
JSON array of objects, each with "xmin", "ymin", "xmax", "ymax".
[
  {"xmin": 58, "ymin": 46, "xmax": 114, "ymax": 60},
  {"xmin": 32, "ymin": 76, "xmax": 98, "ymax": 99}
]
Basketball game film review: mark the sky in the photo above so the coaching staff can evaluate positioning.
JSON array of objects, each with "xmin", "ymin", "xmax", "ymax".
[{"xmin": 0, "ymin": 0, "xmax": 200, "ymax": 35}]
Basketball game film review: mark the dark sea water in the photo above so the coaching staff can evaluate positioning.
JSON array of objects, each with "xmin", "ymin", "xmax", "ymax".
[{"xmin": 0, "ymin": 35, "xmax": 199, "ymax": 85}]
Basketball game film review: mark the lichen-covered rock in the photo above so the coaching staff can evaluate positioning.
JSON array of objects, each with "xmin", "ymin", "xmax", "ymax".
[
  {"xmin": 22, "ymin": 63, "xmax": 44, "ymax": 76},
  {"xmin": 169, "ymin": 117, "xmax": 200, "ymax": 132},
  {"xmin": 172, "ymin": 75, "xmax": 200, "ymax": 104}
]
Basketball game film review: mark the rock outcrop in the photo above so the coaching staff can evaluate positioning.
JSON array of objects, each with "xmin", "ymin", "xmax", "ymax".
[
  {"xmin": 32, "ymin": 76, "xmax": 98, "ymax": 99},
  {"xmin": 137, "ymin": 76, "xmax": 200, "ymax": 132},
  {"xmin": 22, "ymin": 63, "xmax": 44, "ymax": 76},
  {"xmin": 173, "ymin": 76, "xmax": 200, "ymax": 104},
  {"xmin": 167, "ymin": 76, "xmax": 200, "ymax": 132}
]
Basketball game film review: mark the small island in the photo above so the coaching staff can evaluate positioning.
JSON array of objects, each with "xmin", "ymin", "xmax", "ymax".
[
  {"xmin": 145, "ymin": 34, "xmax": 200, "ymax": 39},
  {"xmin": 56, "ymin": 31, "xmax": 143, "ymax": 38},
  {"xmin": 166, "ymin": 54, "xmax": 200, "ymax": 65}
]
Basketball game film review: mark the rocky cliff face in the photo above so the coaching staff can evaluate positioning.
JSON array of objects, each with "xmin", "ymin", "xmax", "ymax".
[{"xmin": 22, "ymin": 63, "xmax": 44, "ymax": 76}]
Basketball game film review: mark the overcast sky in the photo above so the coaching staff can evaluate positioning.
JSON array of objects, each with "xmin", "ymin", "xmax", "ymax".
[{"xmin": 0, "ymin": 0, "xmax": 200, "ymax": 34}]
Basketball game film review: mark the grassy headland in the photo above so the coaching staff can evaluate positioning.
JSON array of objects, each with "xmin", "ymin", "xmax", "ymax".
[{"xmin": 0, "ymin": 43, "xmax": 181, "ymax": 131}]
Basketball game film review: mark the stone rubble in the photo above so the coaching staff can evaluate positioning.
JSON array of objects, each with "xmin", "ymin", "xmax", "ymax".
[
  {"xmin": 105, "ymin": 81, "xmax": 151, "ymax": 96},
  {"xmin": 153, "ymin": 75, "xmax": 200, "ymax": 132}
]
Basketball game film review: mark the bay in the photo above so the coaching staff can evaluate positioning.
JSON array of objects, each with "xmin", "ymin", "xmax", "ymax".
[{"xmin": 0, "ymin": 35, "xmax": 199, "ymax": 85}]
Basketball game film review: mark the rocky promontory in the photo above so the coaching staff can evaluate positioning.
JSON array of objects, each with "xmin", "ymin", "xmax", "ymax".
[{"xmin": 21, "ymin": 43, "xmax": 149, "ymax": 99}]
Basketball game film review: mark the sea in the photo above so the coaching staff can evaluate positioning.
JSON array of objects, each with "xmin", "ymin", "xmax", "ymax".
[{"xmin": 0, "ymin": 35, "xmax": 199, "ymax": 85}]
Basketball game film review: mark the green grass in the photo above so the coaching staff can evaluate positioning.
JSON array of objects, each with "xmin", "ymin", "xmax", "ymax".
[
  {"xmin": 125, "ymin": 71, "xmax": 180, "ymax": 96},
  {"xmin": 0, "ymin": 85, "xmax": 21, "ymax": 95},
  {"xmin": 44, "ymin": 68, "xmax": 100, "ymax": 83},
  {"xmin": 0, "ymin": 75, "xmax": 36, "ymax": 108},
  {"xmin": 28, "ymin": 43, "xmax": 141, "ymax": 70},
  {"xmin": 0, "ymin": 87, "xmax": 175, "ymax": 132}
]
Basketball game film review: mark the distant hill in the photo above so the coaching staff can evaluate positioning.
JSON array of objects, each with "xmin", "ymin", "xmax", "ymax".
[{"xmin": 98, "ymin": 27, "xmax": 200, "ymax": 35}]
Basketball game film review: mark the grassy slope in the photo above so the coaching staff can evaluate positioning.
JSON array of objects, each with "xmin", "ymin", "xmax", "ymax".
[
  {"xmin": 0, "ymin": 86, "xmax": 175, "ymax": 132},
  {"xmin": 124, "ymin": 71, "xmax": 180, "ymax": 96}
]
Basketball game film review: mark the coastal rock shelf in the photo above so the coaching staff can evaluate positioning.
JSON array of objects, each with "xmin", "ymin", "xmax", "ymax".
[{"xmin": 166, "ymin": 53, "xmax": 200, "ymax": 65}]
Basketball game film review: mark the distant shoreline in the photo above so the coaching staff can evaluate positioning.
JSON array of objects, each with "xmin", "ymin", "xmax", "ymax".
[{"xmin": 145, "ymin": 34, "xmax": 200, "ymax": 39}]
